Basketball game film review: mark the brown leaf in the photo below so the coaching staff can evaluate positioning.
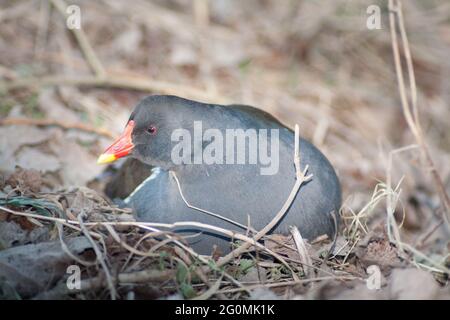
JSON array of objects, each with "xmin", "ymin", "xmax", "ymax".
[
  {"xmin": 6, "ymin": 167, "xmax": 43, "ymax": 193},
  {"xmin": 357, "ymin": 238, "xmax": 403, "ymax": 271}
]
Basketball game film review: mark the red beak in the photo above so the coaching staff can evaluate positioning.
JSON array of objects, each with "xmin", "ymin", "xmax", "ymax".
[{"xmin": 97, "ymin": 120, "xmax": 135, "ymax": 164}]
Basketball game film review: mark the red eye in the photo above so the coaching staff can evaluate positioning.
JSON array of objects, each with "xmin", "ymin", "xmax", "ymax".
[{"xmin": 147, "ymin": 125, "xmax": 157, "ymax": 135}]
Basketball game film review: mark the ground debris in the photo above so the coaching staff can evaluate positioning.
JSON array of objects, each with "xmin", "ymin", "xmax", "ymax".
[
  {"xmin": 5, "ymin": 167, "xmax": 43, "ymax": 193},
  {"xmin": 388, "ymin": 268, "xmax": 444, "ymax": 300},
  {"xmin": 0, "ymin": 237, "xmax": 93, "ymax": 299}
]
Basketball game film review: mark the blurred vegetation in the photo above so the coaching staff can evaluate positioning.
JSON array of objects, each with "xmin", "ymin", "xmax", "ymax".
[{"xmin": 0, "ymin": 0, "xmax": 449, "ymax": 300}]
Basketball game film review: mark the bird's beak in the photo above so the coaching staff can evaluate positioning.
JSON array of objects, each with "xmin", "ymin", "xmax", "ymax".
[{"xmin": 97, "ymin": 120, "xmax": 135, "ymax": 164}]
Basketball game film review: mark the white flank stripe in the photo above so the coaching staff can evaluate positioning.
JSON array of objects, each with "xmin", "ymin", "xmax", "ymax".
[{"xmin": 124, "ymin": 167, "xmax": 161, "ymax": 204}]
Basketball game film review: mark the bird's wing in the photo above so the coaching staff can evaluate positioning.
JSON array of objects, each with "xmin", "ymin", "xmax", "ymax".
[{"xmin": 226, "ymin": 104, "xmax": 292, "ymax": 130}]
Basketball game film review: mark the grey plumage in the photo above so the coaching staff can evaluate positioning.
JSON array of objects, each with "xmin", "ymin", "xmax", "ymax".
[{"xmin": 116, "ymin": 95, "xmax": 341, "ymax": 254}]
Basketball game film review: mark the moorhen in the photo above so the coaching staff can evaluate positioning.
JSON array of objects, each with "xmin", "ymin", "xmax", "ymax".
[{"xmin": 98, "ymin": 95, "xmax": 341, "ymax": 254}]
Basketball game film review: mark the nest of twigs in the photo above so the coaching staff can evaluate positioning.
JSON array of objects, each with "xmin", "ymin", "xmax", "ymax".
[
  {"xmin": 0, "ymin": 166, "xmax": 365, "ymax": 300},
  {"xmin": 1, "ymin": 167, "xmax": 448, "ymax": 300}
]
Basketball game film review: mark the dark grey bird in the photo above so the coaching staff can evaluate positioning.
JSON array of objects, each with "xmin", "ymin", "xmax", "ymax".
[{"xmin": 98, "ymin": 95, "xmax": 341, "ymax": 255}]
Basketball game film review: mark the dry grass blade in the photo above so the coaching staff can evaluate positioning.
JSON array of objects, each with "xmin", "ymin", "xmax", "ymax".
[
  {"xmin": 137, "ymin": 222, "xmax": 297, "ymax": 282},
  {"xmin": 0, "ymin": 117, "xmax": 115, "ymax": 139},
  {"xmin": 0, "ymin": 205, "xmax": 103, "ymax": 239},
  {"xmin": 77, "ymin": 212, "xmax": 117, "ymax": 300},
  {"xmin": 192, "ymin": 275, "xmax": 223, "ymax": 300},
  {"xmin": 137, "ymin": 225, "xmax": 249, "ymax": 294},
  {"xmin": 289, "ymin": 226, "xmax": 312, "ymax": 278},
  {"xmin": 171, "ymin": 171, "xmax": 252, "ymax": 231},
  {"xmin": 50, "ymin": 0, "xmax": 106, "ymax": 78},
  {"xmin": 34, "ymin": 268, "xmax": 175, "ymax": 299},
  {"xmin": 216, "ymin": 275, "xmax": 360, "ymax": 294},
  {"xmin": 56, "ymin": 222, "xmax": 97, "ymax": 267},
  {"xmin": 388, "ymin": 0, "xmax": 450, "ymax": 222}
]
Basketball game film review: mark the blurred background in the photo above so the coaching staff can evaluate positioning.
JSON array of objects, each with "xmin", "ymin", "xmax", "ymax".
[{"xmin": 0, "ymin": 0, "xmax": 449, "ymax": 277}]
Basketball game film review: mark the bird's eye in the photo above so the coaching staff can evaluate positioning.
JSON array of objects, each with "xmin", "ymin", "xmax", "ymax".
[{"xmin": 147, "ymin": 125, "xmax": 157, "ymax": 135}]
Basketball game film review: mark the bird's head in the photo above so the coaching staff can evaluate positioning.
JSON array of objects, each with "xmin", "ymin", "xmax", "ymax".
[{"xmin": 97, "ymin": 95, "xmax": 191, "ymax": 169}]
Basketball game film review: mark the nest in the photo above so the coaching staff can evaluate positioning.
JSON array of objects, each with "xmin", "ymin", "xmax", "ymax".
[
  {"xmin": 0, "ymin": 166, "xmax": 363, "ymax": 300},
  {"xmin": 2, "ymin": 167, "xmax": 448, "ymax": 300}
]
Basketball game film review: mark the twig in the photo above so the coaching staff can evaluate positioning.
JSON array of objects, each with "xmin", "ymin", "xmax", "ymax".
[
  {"xmin": 56, "ymin": 222, "xmax": 96, "ymax": 267},
  {"xmin": 173, "ymin": 246, "xmax": 228, "ymax": 299},
  {"xmin": 138, "ymin": 225, "xmax": 249, "ymax": 294},
  {"xmin": 387, "ymin": 1, "xmax": 450, "ymax": 274},
  {"xmin": 78, "ymin": 212, "xmax": 117, "ymax": 300},
  {"xmin": 402, "ymin": 242, "xmax": 450, "ymax": 274},
  {"xmin": 414, "ymin": 219, "xmax": 444, "ymax": 248},
  {"xmin": 34, "ymin": 268, "xmax": 174, "ymax": 299},
  {"xmin": 385, "ymin": 145, "xmax": 419, "ymax": 251},
  {"xmin": 0, "ymin": 204, "xmax": 296, "ymax": 283},
  {"xmin": 216, "ymin": 124, "xmax": 313, "ymax": 268},
  {"xmin": 0, "ymin": 117, "xmax": 115, "ymax": 139},
  {"xmin": 342, "ymin": 236, "xmax": 359, "ymax": 265},
  {"xmin": 120, "ymin": 230, "xmax": 173, "ymax": 272},
  {"xmin": 50, "ymin": 0, "xmax": 106, "ymax": 78},
  {"xmin": 215, "ymin": 275, "xmax": 359, "ymax": 294},
  {"xmin": 171, "ymin": 171, "xmax": 253, "ymax": 231},
  {"xmin": 137, "ymin": 223, "xmax": 296, "ymax": 285},
  {"xmin": 192, "ymin": 275, "xmax": 223, "ymax": 300},
  {"xmin": 104, "ymin": 224, "xmax": 159, "ymax": 258},
  {"xmin": 172, "ymin": 160, "xmax": 317, "ymax": 264},
  {"xmin": 0, "ymin": 75, "xmax": 227, "ymax": 104},
  {"xmin": 169, "ymin": 125, "xmax": 313, "ymax": 281},
  {"xmin": 0, "ymin": 205, "xmax": 103, "ymax": 239},
  {"xmin": 289, "ymin": 226, "xmax": 312, "ymax": 278},
  {"xmin": 322, "ymin": 210, "xmax": 339, "ymax": 263}
]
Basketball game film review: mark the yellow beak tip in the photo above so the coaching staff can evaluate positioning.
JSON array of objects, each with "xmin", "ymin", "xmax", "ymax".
[{"xmin": 97, "ymin": 154, "xmax": 117, "ymax": 165}]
